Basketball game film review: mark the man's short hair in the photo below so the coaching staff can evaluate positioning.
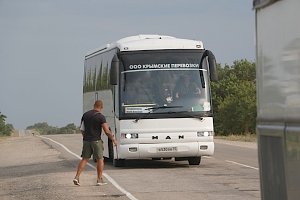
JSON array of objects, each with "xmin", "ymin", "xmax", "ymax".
[{"xmin": 94, "ymin": 100, "xmax": 103, "ymax": 109}]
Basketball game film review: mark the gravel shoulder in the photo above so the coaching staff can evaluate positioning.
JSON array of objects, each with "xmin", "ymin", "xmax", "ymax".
[
  {"xmin": 0, "ymin": 136, "xmax": 128, "ymax": 200},
  {"xmin": 0, "ymin": 135, "xmax": 257, "ymax": 200},
  {"xmin": 214, "ymin": 138, "xmax": 257, "ymax": 149}
]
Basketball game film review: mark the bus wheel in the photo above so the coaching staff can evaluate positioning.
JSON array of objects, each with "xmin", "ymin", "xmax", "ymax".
[
  {"xmin": 113, "ymin": 158, "xmax": 125, "ymax": 167},
  {"xmin": 188, "ymin": 157, "xmax": 201, "ymax": 165}
]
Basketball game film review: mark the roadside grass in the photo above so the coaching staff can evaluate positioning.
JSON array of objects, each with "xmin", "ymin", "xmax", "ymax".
[
  {"xmin": 0, "ymin": 130, "xmax": 19, "ymax": 141},
  {"xmin": 0, "ymin": 135, "xmax": 10, "ymax": 141},
  {"xmin": 215, "ymin": 133, "xmax": 257, "ymax": 142}
]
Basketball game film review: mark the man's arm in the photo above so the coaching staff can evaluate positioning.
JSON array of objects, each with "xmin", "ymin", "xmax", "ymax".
[
  {"xmin": 102, "ymin": 122, "xmax": 117, "ymax": 145},
  {"xmin": 80, "ymin": 120, "xmax": 85, "ymax": 137}
]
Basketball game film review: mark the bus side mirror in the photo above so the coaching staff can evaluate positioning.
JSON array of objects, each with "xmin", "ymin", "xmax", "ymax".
[
  {"xmin": 110, "ymin": 55, "xmax": 119, "ymax": 85},
  {"xmin": 204, "ymin": 50, "xmax": 218, "ymax": 81}
]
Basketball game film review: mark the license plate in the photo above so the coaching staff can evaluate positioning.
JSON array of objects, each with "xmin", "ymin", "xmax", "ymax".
[{"xmin": 157, "ymin": 147, "xmax": 178, "ymax": 152}]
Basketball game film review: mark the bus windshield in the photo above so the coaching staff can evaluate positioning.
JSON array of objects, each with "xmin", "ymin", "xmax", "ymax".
[{"xmin": 119, "ymin": 50, "xmax": 211, "ymax": 117}]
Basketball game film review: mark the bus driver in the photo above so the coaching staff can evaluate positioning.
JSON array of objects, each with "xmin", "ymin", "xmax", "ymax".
[{"xmin": 174, "ymin": 76, "xmax": 201, "ymax": 99}]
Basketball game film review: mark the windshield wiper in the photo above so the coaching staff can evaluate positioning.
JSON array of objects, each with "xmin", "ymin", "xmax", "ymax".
[
  {"xmin": 164, "ymin": 110, "xmax": 205, "ymax": 121},
  {"xmin": 145, "ymin": 105, "xmax": 183, "ymax": 111},
  {"xmin": 134, "ymin": 105, "xmax": 183, "ymax": 123},
  {"xmin": 134, "ymin": 109, "xmax": 205, "ymax": 123}
]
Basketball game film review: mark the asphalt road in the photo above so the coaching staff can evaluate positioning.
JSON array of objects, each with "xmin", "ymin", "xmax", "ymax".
[{"xmin": 0, "ymin": 134, "xmax": 260, "ymax": 200}]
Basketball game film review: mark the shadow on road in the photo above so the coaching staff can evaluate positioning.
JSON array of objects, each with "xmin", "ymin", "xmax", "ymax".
[{"xmin": 102, "ymin": 158, "xmax": 192, "ymax": 170}]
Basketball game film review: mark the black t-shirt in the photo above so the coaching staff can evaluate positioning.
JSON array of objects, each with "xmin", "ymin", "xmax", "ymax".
[{"xmin": 81, "ymin": 110, "xmax": 106, "ymax": 141}]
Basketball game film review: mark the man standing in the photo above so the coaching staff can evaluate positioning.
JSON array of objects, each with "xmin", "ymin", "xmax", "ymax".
[{"xmin": 73, "ymin": 100, "xmax": 117, "ymax": 186}]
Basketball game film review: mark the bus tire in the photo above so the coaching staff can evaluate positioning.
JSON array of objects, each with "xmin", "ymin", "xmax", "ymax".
[
  {"xmin": 113, "ymin": 158, "xmax": 125, "ymax": 167},
  {"xmin": 188, "ymin": 156, "xmax": 201, "ymax": 165}
]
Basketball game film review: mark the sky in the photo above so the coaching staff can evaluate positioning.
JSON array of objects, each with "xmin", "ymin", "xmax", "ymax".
[{"xmin": 0, "ymin": 0, "xmax": 255, "ymax": 129}]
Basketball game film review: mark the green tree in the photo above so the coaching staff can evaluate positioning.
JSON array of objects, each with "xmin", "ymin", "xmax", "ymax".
[
  {"xmin": 0, "ymin": 112, "xmax": 13, "ymax": 136},
  {"xmin": 101, "ymin": 62, "xmax": 109, "ymax": 89},
  {"xmin": 83, "ymin": 71, "xmax": 87, "ymax": 93},
  {"xmin": 26, "ymin": 122, "xmax": 53, "ymax": 135},
  {"xmin": 85, "ymin": 68, "xmax": 93, "ymax": 92},
  {"xmin": 93, "ymin": 67, "xmax": 97, "ymax": 91},
  {"xmin": 26, "ymin": 122, "xmax": 79, "ymax": 135},
  {"xmin": 96, "ymin": 62, "xmax": 103, "ymax": 90},
  {"xmin": 59, "ymin": 123, "xmax": 78, "ymax": 134},
  {"xmin": 212, "ymin": 59, "xmax": 256, "ymax": 135}
]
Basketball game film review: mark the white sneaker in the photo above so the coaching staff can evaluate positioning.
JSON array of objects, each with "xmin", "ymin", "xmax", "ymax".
[
  {"xmin": 73, "ymin": 178, "xmax": 80, "ymax": 186},
  {"xmin": 96, "ymin": 178, "xmax": 107, "ymax": 186}
]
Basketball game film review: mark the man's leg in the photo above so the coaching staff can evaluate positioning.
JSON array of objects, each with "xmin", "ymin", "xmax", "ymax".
[
  {"xmin": 96, "ymin": 158, "xmax": 107, "ymax": 185},
  {"xmin": 93, "ymin": 140, "xmax": 106, "ymax": 185},
  {"xmin": 73, "ymin": 158, "xmax": 89, "ymax": 185},
  {"xmin": 97, "ymin": 158, "xmax": 104, "ymax": 179},
  {"xmin": 73, "ymin": 140, "xmax": 92, "ymax": 186},
  {"xmin": 75, "ymin": 158, "xmax": 89, "ymax": 178}
]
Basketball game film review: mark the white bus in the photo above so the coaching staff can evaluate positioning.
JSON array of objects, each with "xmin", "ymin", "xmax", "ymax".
[
  {"xmin": 83, "ymin": 35, "xmax": 218, "ymax": 166},
  {"xmin": 254, "ymin": 0, "xmax": 300, "ymax": 199}
]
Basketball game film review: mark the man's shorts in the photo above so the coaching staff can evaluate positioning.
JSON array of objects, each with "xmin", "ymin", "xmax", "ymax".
[{"xmin": 81, "ymin": 140, "xmax": 104, "ymax": 160}]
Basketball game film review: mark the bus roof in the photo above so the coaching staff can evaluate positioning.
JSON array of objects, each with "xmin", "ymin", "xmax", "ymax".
[{"xmin": 85, "ymin": 34, "xmax": 204, "ymax": 59}]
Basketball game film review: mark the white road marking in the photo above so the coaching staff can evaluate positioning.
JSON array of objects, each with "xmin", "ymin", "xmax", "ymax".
[
  {"xmin": 226, "ymin": 160, "xmax": 259, "ymax": 170},
  {"xmin": 39, "ymin": 136, "xmax": 138, "ymax": 200}
]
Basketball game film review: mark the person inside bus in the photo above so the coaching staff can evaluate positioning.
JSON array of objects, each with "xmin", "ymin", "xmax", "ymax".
[
  {"xmin": 124, "ymin": 73, "xmax": 155, "ymax": 105},
  {"xmin": 174, "ymin": 76, "xmax": 201, "ymax": 99}
]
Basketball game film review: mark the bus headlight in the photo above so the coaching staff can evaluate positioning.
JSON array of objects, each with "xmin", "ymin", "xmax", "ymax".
[
  {"xmin": 197, "ymin": 131, "xmax": 214, "ymax": 137},
  {"xmin": 122, "ymin": 133, "xmax": 139, "ymax": 139}
]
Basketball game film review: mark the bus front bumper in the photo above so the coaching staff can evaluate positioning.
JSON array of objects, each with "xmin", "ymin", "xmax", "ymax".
[{"xmin": 116, "ymin": 142, "xmax": 214, "ymax": 159}]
